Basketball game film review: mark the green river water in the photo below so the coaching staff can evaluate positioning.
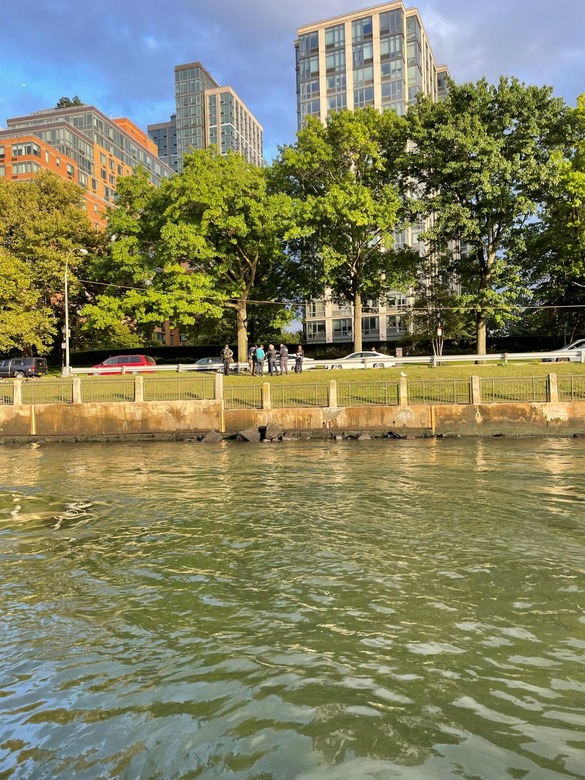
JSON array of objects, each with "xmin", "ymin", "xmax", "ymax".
[{"xmin": 0, "ymin": 438, "xmax": 584, "ymax": 779}]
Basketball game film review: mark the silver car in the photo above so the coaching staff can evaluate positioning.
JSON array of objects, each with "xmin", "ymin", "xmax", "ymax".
[
  {"xmin": 324, "ymin": 351, "xmax": 396, "ymax": 370},
  {"xmin": 544, "ymin": 339, "xmax": 585, "ymax": 362}
]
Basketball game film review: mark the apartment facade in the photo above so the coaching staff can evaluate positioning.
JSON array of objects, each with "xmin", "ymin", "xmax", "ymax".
[
  {"xmin": 0, "ymin": 106, "xmax": 174, "ymax": 229},
  {"xmin": 295, "ymin": 1, "xmax": 448, "ymax": 347},
  {"xmin": 148, "ymin": 62, "xmax": 263, "ymax": 173}
]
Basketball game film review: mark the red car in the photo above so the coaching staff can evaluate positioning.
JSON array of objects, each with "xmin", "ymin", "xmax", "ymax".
[{"xmin": 90, "ymin": 355, "xmax": 156, "ymax": 375}]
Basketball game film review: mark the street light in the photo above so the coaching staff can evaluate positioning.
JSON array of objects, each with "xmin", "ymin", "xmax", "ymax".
[{"xmin": 63, "ymin": 248, "xmax": 88, "ymax": 377}]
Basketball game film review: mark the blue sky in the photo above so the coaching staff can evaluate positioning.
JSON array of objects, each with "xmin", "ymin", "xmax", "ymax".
[{"xmin": 1, "ymin": 0, "xmax": 584, "ymax": 161}]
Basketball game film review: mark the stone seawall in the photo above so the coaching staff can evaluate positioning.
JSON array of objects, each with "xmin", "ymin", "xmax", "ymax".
[{"xmin": 1, "ymin": 398, "xmax": 585, "ymax": 441}]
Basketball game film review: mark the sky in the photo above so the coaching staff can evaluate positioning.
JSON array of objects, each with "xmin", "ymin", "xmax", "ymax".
[{"xmin": 1, "ymin": 0, "xmax": 584, "ymax": 161}]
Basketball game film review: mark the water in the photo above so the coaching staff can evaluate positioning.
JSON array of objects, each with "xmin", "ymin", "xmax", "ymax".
[{"xmin": 0, "ymin": 438, "xmax": 584, "ymax": 779}]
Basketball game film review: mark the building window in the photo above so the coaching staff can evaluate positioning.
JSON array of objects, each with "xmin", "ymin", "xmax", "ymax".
[
  {"xmin": 362, "ymin": 316, "xmax": 380, "ymax": 337},
  {"xmin": 380, "ymin": 9, "xmax": 402, "ymax": 35},
  {"xmin": 333, "ymin": 318, "xmax": 352, "ymax": 339},
  {"xmin": 386, "ymin": 315, "xmax": 406, "ymax": 335},
  {"xmin": 325, "ymin": 24, "xmax": 344, "ymax": 49},
  {"xmin": 299, "ymin": 32, "xmax": 319, "ymax": 55},
  {"xmin": 325, "ymin": 50, "xmax": 345, "ymax": 73},
  {"xmin": 352, "ymin": 42, "xmax": 373, "ymax": 68},
  {"xmin": 0, "ymin": 146, "xmax": 4, "ymax": 159},
  {"xmin": 0, "ymin": 165, "xmax": 5, "ymax": 177},
  {"xmin": 307, "ymin": 320, "xmax": 326, "ymax": 340},
  {"xmin": 352, "ymin": 16, "xmax": 373, "ymax": 42},
  {"xmin": 386, "ymin": 295, "xmax": 409, "ymax": 310},
  {"xmin": 354, "ymin": 87, "xmax": 375, "ymax": 108},
  {"xmin": 66, "ymin": 163, "xmax": 74, "ymax": 177},
  {"xmin": 307, "ymin": 300, "xmax": 326, "ymax": 318},
  {"xmin": 12, "ymin": 161, "xmax": 41, "ymax": 175},
  {"xmin": 12, "ymin": 142, "xmax": 41, "ymax": 158}
]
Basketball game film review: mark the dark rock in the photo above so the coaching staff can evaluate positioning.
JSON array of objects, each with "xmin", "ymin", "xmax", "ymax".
[
  {"xmin": 201, "ymin": 430, "xmax": 223, "ymax": 443},
  {"xmin": 386, "ymin": 430, "xmax": 406, "ymax": 439},
  {"xmin": 265, "ymin": 422, "xmax": 284, "ymax": 440},
  {"xmin": 237, "ymin": 427, "xmax": 261, "ymax": 442}
]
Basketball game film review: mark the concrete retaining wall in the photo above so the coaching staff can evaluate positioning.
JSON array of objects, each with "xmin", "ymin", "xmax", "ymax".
[{"xmin": 1, "ymin": 398, "xmax": 585, "ymax": 441}]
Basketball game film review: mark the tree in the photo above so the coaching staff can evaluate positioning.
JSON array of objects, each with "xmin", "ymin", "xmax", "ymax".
[
  {"xmin": 408, "ymin": 77, "xmax": 571, "ymax": 354},
  {"xmin": 0, "ymin": 249, "xmax": 54, "ymax": 354},
  {"xmin": 85, "ymin": 153, "xmax": 295, "ymax": 361},
  {"xmin": 275, "ymin": 108, "xmax": 415, "ymax": 352},
  {"xmin": 55, "ymin": 96, "xmax": 84, "ymax": 109},
  {"xmin": 523, "ymin": 94, "xmax": 585, "ymax": 342},
  {"xmin": 0, "ymin": 172, "xmax": 96, "ymax": 354}
]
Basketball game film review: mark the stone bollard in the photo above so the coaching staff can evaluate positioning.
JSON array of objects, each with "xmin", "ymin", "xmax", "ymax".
[
  {"xmin": 471, "ymin": 375, "xmax": 481, "ymax": 405},
  {"xmin": 13, "ymin": 379, "xmax": 22, "ymax": 407},
  {"xmin": 214, "ymin": 372, "xmax": 224, "ymax": 401},
  {"xmin": 134, "ymin": 375, "xmax": 144, "ymax": 403},
  {"xmin": 399, "ymin": 375, "xmax": 408, "ymax": 407},
  {"xmin": 547, "ymin": 373, "xmax": 559, "ymax": 403},
  {"xmin": 328, "ymin": 379, "xmax": 338, "ymax": 409},
  {"xmin": 72, "ymin": 376, "xmax": 82, "ymax": 404},
  {"xmin": 262, "ymin": 382, "xmax": 271, "ymax": 410}
]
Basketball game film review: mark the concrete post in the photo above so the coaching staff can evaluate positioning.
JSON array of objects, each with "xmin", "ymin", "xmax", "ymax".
[
  {"xmin": 328, "ymin": 379, "xmax": 338, "ymax": 409},
  {"xmin": 12, "ymin": 379, "xmax": 22, "ymax": 407},
  {"xmin": 262, "ymin": 382, "xmax": 271, "ymax": 410},
  {"xmin": 214, "ymin": 372, "xmax": 224, "ymax": 401},
  {"xmin": 399, "ymin": 376, "xmax": 408, "ymax": 407},
  {"xmin": 471, "ymin": 375, "xmax": 481, "ymax": 405},
  {"xmin": 134, "ymin": 375, "xmax": 144, "ymax": 403},
  {"xmin": 72, "ymin": 376, "xmax": 82, "ymax": 404},
  {"xmin": 547, "ymin": 373, "xmax": 559, "ymax": 403}
]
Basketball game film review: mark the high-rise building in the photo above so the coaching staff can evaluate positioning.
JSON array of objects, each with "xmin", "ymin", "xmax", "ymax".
[
  {"xmin": 148, "ymin": 62, "xmax": 264, "ymax": 173},
  {"xmin": 295, "ymin": 1, "xmax": 449, "ymax": 347},
  {"xmin": 0, "ymin": 105, "xmax": 174, "ymax": 229}
]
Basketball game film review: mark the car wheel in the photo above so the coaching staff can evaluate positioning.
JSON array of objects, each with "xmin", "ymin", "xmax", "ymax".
[
  {"xmin": 332, "ymin": 364, "xmax": 343, "ymax": 370},
  {"xmin": 373, "ymin": 362, "xmax": 384, "ymax": 368},
  {"xmin": 14, "ymin": 371, "xmax": 24, "ymax": 378}
]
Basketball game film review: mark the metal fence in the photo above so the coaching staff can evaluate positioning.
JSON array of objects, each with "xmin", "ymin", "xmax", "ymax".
[
  {"xmin": 558, "ymin": 376, "xmax": 585, "ymax": 402},
  {"xmin": 143, "ymin": 376, "xmax": 215, "ymax": 402},
  {"xmin": 0, "ymin": 384, "xmax": 15, "ymax": 405},
  {"xmin": 270, "ymin": 383, "xmax": 330, "ymax": 408},
  {"xmin": 224, "ymin": 385, "xmax": 262, "ymax": 410},
  {"xmin": 337, "ymin": 381, "xmax": 399, "ymax": 406},
  {"xmin": 80, "ymin": 379, "xmax": 136, "ymax": 404},
  {"xmin": 480, "ymin": 377, "xmax": 548, "ymax": 404},
  {"xmin": 21, "ymin": 381, "xmax": 74, "ymax": 405},
  {"xmin": 408, "ymin": 380, "xmax": 472, "ymax": 405}
]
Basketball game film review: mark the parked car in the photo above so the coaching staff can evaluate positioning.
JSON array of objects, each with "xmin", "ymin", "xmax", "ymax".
[
  {"xmin": 194, "ymin": 357, "xmax": 248, "ymax": 373},
  {"xmin": 324, "ymin": 351, "xmax": 396, "ymax": 370},
  {"xmin": 543, "ymin": 339, "xmax": 585, "ymax": 362},
  {"xmin": 0, "ymin": 357, "xmax": 48, "ymax": 379},
  {"xmin": 90, "ymin": 355, "xmax": 156, "ymax": 375}
]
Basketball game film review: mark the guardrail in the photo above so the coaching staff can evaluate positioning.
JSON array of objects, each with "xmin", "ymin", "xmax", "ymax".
[{"xmin": 69, "ymin": 362, "xmax": 251, "ymax": 375}]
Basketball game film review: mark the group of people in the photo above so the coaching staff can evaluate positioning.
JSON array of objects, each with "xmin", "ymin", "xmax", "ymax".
[
  {"xmin": 248, "ymin": 344, "xmax": 304, "ymax": 376},
  {"xmin": 220, "ymin": 343, "xmax": 305, "ymax": 376}
]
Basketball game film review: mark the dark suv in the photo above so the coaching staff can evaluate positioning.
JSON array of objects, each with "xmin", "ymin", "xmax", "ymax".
[{"xmin": 0, "ymin": 357, "xmax": 48, "ymax": 379}]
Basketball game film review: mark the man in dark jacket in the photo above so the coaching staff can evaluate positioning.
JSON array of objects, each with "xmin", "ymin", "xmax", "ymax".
[
  {"xmin": 220, "ymin": 344, "xmax": 233, "ymax": 375},
  {"xmin": 279, "ymin": 344, "xmax": 289, "ymax": 375},
  {"xmin": 266, "ymin": 344, "xmax": 277, "ymax": 376}
]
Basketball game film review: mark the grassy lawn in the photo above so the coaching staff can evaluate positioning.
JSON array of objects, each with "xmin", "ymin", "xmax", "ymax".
[{"xmin": 224, "ymin": 360, "xmax": 585, "ymax": 386}]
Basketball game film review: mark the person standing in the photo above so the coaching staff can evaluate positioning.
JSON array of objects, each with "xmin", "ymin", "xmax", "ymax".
[
  {"xmin": 220, "ymin": 344, "xmax": 233, "ymax": 376},
  {"xmin": 279, "ymin": 343, "xmax": 289, "ymax": 375},
  {"xmin": 255, "ymin": 344, "xmax": 265, "ymax": 376},
  {"xmin": 294, "ymin": 345, "xmax": 304, "ymax": 373},
  {"xmin": 248, "ymin": 344, "xmax": 257, "ymax": 376},
  {"xmin": 266, "ymin": 344, "xmax": 277, "ymax": 376}
]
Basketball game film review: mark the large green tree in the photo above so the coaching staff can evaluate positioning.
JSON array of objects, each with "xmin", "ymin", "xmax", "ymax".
[
  {"xmin": 523, "ymin": 94, "xmax": 585, "ymax": 342},
  {"xmin": 87, "ymin": 152, "xmax": 295, "ymax": 361},
  {"xmin": 408, "ymin": 77, "xmax": 571, "ymax": 354},
  {"xmin": 0, "ymin": 172, "xmax": 95, "ymax": 354},
  {"xmin": 275, "ymin": 107, "xmax": 415, "ymax": 352}
]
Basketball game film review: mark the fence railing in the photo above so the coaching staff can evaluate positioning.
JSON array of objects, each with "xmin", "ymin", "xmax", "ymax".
[
  {"xmin": 1, "ymin": 373, "xmax": 582, "ymax": 408},
  {"xmin": 337, "ymin": 381, "xmax": 400, "ymax": 407},
  {"xmin": 407, "ymin": 379, "xmax": 472, "ymax": 405},
  {"xmin": 480, "ymin": 377, "xmax": 549, "ymax": 404}
]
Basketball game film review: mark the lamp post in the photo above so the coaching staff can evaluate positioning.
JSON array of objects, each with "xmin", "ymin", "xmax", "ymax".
[{"xmin": 63, "ymin": 247, "xmax": 88, "ymax": 377}]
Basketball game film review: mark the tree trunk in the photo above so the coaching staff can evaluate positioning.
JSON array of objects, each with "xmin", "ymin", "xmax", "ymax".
[
  {"xmin": 353, "ymin": 292, "xmax": 362, "ymax": 352},
  {"xmin": 476, "ymin": 311, "xmax": 487, "ymax": 356},
  {"xmin": 236, "ymin": 301, "xmax": 248, "ymax": 364}
]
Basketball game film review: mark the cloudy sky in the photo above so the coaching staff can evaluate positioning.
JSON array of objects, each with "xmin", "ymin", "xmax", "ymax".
[{"xmin": 1, "ymin": 0, "xmax": 584, "ymax": 160}]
